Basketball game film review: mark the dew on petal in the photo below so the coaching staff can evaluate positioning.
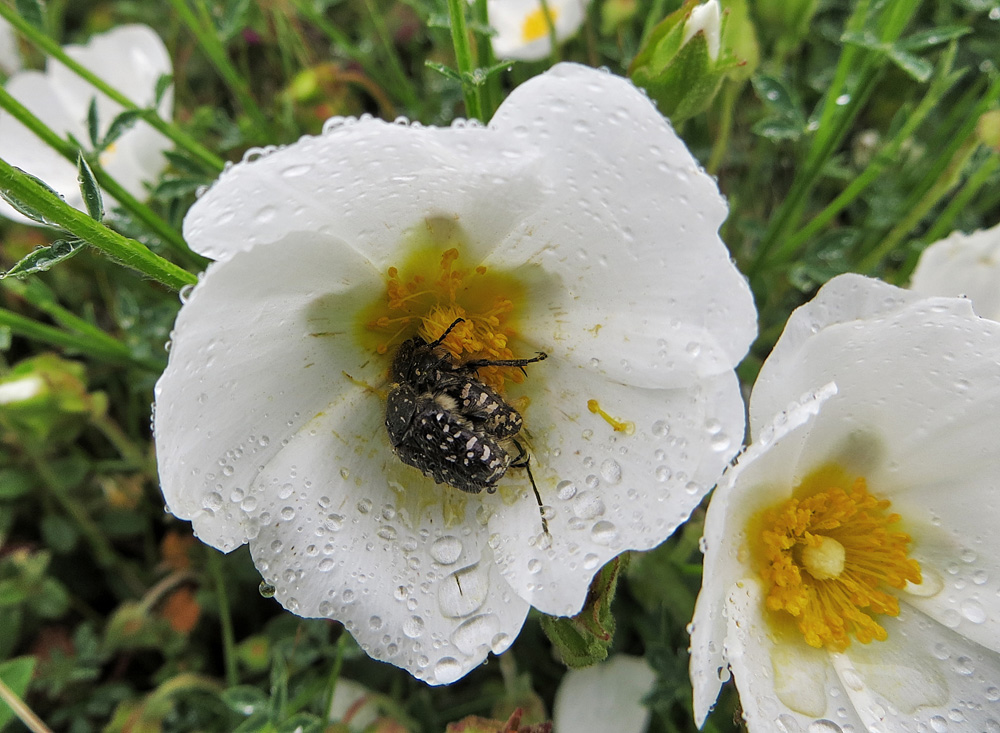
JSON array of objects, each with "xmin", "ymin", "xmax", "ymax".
[
  {"xmin": 438, "ymin": 563, "xmax": 489, "ymax": 618},
  {"xmin": 450, "ymin": 613, "xmax": 501, "ymax": 655},
  {"xmin": 433, "ymin": 657, "xmax": 464, "ymax": 685},
  {"xmin": 430, "ymin": 535, "xmax": 463, "ymax": 565}
]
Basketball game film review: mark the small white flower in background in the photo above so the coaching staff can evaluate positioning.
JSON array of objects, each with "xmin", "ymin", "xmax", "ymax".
[
  {"xmin": 690, "ymin": 273, "xmax": 1000, "ymax": 732},
  {"xmin": 155, "ymin": 63, "xmax": 756, "ymax": 684},
  {"xmin": 553, "ymin": 655, "xmax": 656, "ymax": 733},
  {"xmin": 681, "ymin": 0, "xmax": 721, "ymax": 62},
  {"xmin": 484, "ymin": 0, "xmax": 591, "ymax": 61},
  {"xmin": 910, "ymin": 222, "xmax": 1000, "ymax": 321},
  {"xmin": 0, "ymin": 16, "xmax": 21, "ymax": 75},
  {"xmin": 0, "ymin": 24, "xmax": 172, "ymax": 225}
]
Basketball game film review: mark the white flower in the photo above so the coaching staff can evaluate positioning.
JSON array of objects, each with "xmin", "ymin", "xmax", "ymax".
[
  {"xmin": 911, "ymin": 222, "xmax": 1000, "ymax": 321},
  {"xmin": 155, "ymin": 63, "xmax": 756, "ymax": 685},
  {"xmin": 0, "ymin": 24, "xmax": 172, "ymax": 225},
  {"xmin": 0, "ymin": 16, "xmax": 21, "ymax": 75},
  {"xmin": 484, "ymin": 0, "xmax": 590, "ymax": 61},
  {"xmin": 690, "ymin": 273, "xmax": 1000, "ymax": 732},
  {"xmin": 553, "ymin": 655, "xmax": 656, "ymax": 733},
  {"xmin": 682, "ymin": 0, "xmax": 721, "ymax": 62}
]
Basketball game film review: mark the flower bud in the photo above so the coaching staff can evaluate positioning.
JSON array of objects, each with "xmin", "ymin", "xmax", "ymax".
[{"xmin": 628, "ymin": 0, "xmax": 743, "ymax": 122}]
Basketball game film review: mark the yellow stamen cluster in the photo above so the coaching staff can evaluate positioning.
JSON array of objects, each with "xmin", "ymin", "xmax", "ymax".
[
  {"xmin": 756, "ymin": 476, "xmax": 921, "ymax": 651},
  {"xmin": 371, "ymin": 248, "xmax": 522, "ymax": 391},
  {"xmin": 522, "ymin": 7, "xmax": 559, "ymax": 43}
]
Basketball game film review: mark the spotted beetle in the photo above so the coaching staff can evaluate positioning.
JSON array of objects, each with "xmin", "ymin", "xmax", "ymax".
[{"xmin": 385, "ymin": 318, "xmax": 549, "ymax": 531}]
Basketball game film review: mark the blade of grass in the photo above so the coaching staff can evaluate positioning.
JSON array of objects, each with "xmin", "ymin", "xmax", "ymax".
[{"xmin": 445, "ymin": 0, "xmax": 483, "ymax": 121}]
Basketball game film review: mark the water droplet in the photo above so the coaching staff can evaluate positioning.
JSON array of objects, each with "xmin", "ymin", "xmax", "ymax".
[
  {"xmin": 451, "ymin": 613, "xmax": 501, "ymax": 655},
  {"xmin": 357, "ymin": 498, "xmax": 373, "ymax": 514},
  {"xmin": 527, "ymin": 559, "xmax": 541, "ymax": 574},
  {"xmin": 433, "ymin": 657, "xmax": 464, "ymax": 684},
  {"xmin": 430, "ymin": 536, "xmax": 463, "ymax": 565},
  {"xmin": 369, "ymin": 615, "xmax": 382, "ymax": 630},
  {"xmin": 377, "ymin": 526, "xmax": 398, "ymax": 541},
  {"xmin": 438, "ymin": 563, "xmax": 489, "ymax": 618},
  {"xmin": 319, "ymin": 558, "xmax": 334, "ymax": 571},
  {"xmin": 591, "ymin": 520, "xmax": 618, "ymax": 545},
  {"xmin": 776, "ymin": 715, "xmax": 801, "ymax": 733},
  {"xmin": 600, "ymin": 459, "xmax": 622, "ymax": 484},
  {"xmin": 259, "ymin": 581, "xmax": 275, "ymax": 598},
  {"xmin": 556, "ymin": 481, "xmax": 577, "ymax": 500},
  {"xmin": 961, "ymin": 598, "xmax": 986, "ymax": 624},
  {"xmin": 583, "ymin": 553, "xmax": 600, "ymax": 570},
  {"xmin": 655, "ymin": 465, "xmax": 672, "ymax": 482},
  {"xmin": 573, "ymin": 492, "xmax": 605, "ymax": 519},
  {"xmin": 807, "ymin": 722, "xmax": 842, "ymax": 733},
  {"xmin": 491, "ymin": 632, "xmax": 511, "ymax": 654},
  {"xmin": 652, "ymin": 420, "xmax": 669, "ymax": 437},
  {"xmin": 280, "ymin": 506, "xmax": 295, "ymax": 520}
]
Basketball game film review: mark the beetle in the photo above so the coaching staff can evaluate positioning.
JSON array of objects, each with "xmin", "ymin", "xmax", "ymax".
[{"xmin": 385, "ymin": 318, "xmax": 550, "ymax": 532}]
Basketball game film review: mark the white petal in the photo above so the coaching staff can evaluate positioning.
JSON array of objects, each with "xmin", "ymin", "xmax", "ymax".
[
  {"xmin": 553, "ymin": 655, "xmax": 656, "ymax": 733},
  {"xmin": 154, "ymin": 233, "xmax": 385, "ymax": 549},
  {"xmin": 722, "ymin": 579, "xmax": 868, "ymax": 733},
  {"xmin": 246, "ymin": 403, "xmax": 529, "ymax": 685},
  {"xmin": 683, "ymin": 1, "xmax": 721, "ymax": 61},
  {"xmin": 0, "ymin": 16, "xmax": 20, "ymax": 75},
  {"xmin": 0, "ymin": 70, "xmax": 86, "ymax": 223},
  {"xmin": 487, "ymin": 0, "xmax": 588, "ymax": 61},
  {"xmin": 911, "ymin": 223, "xmax": 1000, "ymax": 321},
  {"xmin": 488, "ymin": 357, "xmax": 744, "ymax": 617},
  {"xmin": 184, "ymin": 118, "xmax": 546, "ymax": 263},
  {"xmin": 690, "ymin": 383, "xmax": 835, "ymax": 726},
  {"xmin": 489, "ymin": 63, "xmax": 756, "ymax": 388}
]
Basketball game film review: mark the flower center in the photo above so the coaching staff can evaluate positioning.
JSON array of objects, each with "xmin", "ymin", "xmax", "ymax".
[
  {"xmin": 752, "ymin": 467, "xmax": 921, "ymax": 651},
  {"xmin": 522, "ymin": 6, "xmax": 559, "ymax": 43},
  {"xmin": 362, "ymin": 220, "xmax": 527, "ymax": 392}
]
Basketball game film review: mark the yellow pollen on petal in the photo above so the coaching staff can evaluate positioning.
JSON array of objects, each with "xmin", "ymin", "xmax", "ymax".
[
  {"xmin": 750, "ymin": 467, "xmax": 922, "ymax": 652},
  {"xmin": 360, "ymin": 218, "xmax": 530, "ymax": 392},
  {"xmin": 522, "ymin": 6, "xmax": 559, "ymax": 43}
]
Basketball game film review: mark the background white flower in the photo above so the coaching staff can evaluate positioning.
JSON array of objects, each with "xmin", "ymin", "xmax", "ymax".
[
  {"xmin": 484, "ymin": 0, "xmax": 591, "ymax": 61},
  {"xmin": 155, "ymin": 63, "xmax": 756, "ymax": 684},
  {"xmin": 0, "ymin": 16, "xmax": 21, "ymax": 75},
  {"xmin": 0, "ymin": 24, "xmax": 172, "ymax": 225},
  {"xmin": 911, "ymin": 222, "xmax": 1000, "ymax": 321},
  {"xmin": 553, "ymin": 655, "xmax": 656, "ymax": 733},
  {"xmin": 691, "ymin": 273, "xmax": 1000, "ymax": 732}
]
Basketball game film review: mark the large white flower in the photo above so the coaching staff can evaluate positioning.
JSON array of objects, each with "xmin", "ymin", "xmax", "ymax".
[
  {"xmin": 484, "ymin": 0, "xmax": 591, "ymax": 61},
  {"xmin": 0, "ymin": 24, "xmax": 172, "ymax": 225},
  {"xmin": 0, "ymin": 16, "xmax": 21, "ymax": 75},
  {"xmin": 911, "ymin": 222, "xmax": 1000, "ymax": 321},
  {"xmin": 691, "ymin": 273, "xmax": 1000, "ymax": 732},
  {"xmin": 553, "ymin": 655, "xmax": 656, "ymax": 733},
  {"xmin": 155, "ymin": 63, "xmax": 756, "ymax": 684}
]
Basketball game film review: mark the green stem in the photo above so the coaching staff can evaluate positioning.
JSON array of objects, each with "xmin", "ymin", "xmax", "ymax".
[
  {"xmin": 775, "ymin": 52, "xmax": 960, "ymax": 263},
  {"xmin": 361, "ymin": 0, "xmax": 421, "ymax": 112},
  {"xmin": 321, "ymin": 633, "xmax": 350, "ymax": 720},
  {"xmin": 0, "ymin": 4, "xmax": 224, "ymax": 174},
  {"xmin": 857, "ymin": 138, "xmax": 979, "ymax": 274},
  {"xmin": 471, "ymin": 0, "xmax": 500, "ymax": 122},
  {"xmin": 0, "ymin": 85, "xmax": 202, "ymax": 266},
  {"xmin": 706, "ymin": 81, "xmax": 739, "ymax": 176},
  {"xmin": 539, "ymin": 0, "xmax": 560, "ymax": 67},
  {"xmin": 166, "ymin": 0, "xmax": 273, "ymax": 138},
  {"xmin": 0, "ymin": 157, "xmax": 197, "ymax": 290},
  {"xmin": 207, "ymin": 548, "xmax": 239, "ymax": 688},
  {"xmin": 0, "ymin": 307, "xmax": 161, "ymax": 370},
  {"xmin": 445, "ymin": 0, "xmax": 483, "ymax": 121}
]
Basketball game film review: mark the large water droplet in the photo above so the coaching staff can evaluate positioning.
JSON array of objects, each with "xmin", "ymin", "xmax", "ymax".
[
  {"xmin": 430, "ymin": 536, "xmax": 463, "ymax": 565},
  {"xmin": 451, "ymin": 613, "xmax": 501, "ymax": 655},
  {"xmin": 403, "ymin": 615, "xmax": 425, "ymax": 638},
  {"xmin": 259, "ymin": 581, "xmax": 275, "ymax": 598},
  {"xmin": 433, "ymin": 657, "xmax": 464, "ymax": 684},
  {"xmin": 438, "ymin": 563, "xmax": 489, "ymax": 618}
]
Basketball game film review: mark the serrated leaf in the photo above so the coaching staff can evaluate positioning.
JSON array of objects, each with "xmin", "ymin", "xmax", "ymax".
[
  {"xmin": 14, "ymin": 0, "xmax": 45, "ymax": 31},
  {"xmin": 897, "ymin": 26, "xmax": 971, "ymax": 51},
  {"xmin": 0, "ymin": 169, "xmax": 66, "ymax": 228},
  {"xmin": 154, "ymin": 74, "xmax": 174, "ymax": 106},
  {"xmin": 0, "ymin": 656, "xmax": 36, "ymax": 730},
  {"xmin": 76, "ymin": 153, "xmax": 104, "ymax": 221},
  {"xmin": 87, "ymin": 97, "xmax": 100, "ymax": 149},
  {"xmin": 2, "ymin": 240, "xmax": 87, "ymax": 279},
  {"xmin": 102, "ymin": 109, "xmax": 143, "ymax": 148},
  {"xmin": 887, "ymin": 47, "xmax": 933, "ymax": 83},
  {"xmin": 425, "ymin": 61, "xmax": 462, "ymax": 82}
]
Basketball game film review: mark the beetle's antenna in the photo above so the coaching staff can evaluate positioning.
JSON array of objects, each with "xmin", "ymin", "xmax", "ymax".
[
  {"xmin": 427, "ymin": 317, "xmax": 466, "ymax": 348},
  {"xmin": 512, "ymin": 439, "xmax": 549, "ymax": 538}
]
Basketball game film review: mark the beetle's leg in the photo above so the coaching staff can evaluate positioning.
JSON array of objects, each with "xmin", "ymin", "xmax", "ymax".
[
  {"xmin": 464, "ymin": 351, "xmax": 548, "ymax": 372},
  {"xmin": 511, "ymin": 439, "xmax": 549, "ymax": 538},
  {"xmin": 427, "ymin": 317, "xmax": 467, "ymax": 348}
]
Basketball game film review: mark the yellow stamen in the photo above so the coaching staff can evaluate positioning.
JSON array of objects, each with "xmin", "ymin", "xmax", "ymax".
[
  {"xmin": 361, "ymin": 220, "xmax": 529, "ymax": 392},
  {"xmin": 587, "ymin": 399, "xmax": 635, "ymax": 434},
  {"xmin": 752, "ymin": 470, "xmax": 921, "ymax": 651},
  {"xmin": 522, "ymin": 6, "xmax": 559, "ymax": 43}
]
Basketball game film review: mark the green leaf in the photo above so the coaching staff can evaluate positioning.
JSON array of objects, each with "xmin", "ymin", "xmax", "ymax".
[
  {"xmin": 752, "ymin": 74, "xmax": 803, "ymax": 119},
  {"xmin": 0, "ymin": 656, "xmax": 36, "ymax": 730},
  {"xmin": 232, "ymin": 712, "xmax": 271, "ymax": 733},
  {"xmin": 752, "ymin": 116, "xmax": 804, "ymax": 141},
  {"xmin": 87, "ymin": 97, "xmax": 100, "ymax": 149},
  {"xmin": 840, "ymin": 29, "xmax": 883, "ymax": 50},
  {"xmin": 14, "ymin": 0, "xmax": 45, "ymax": 31},
  {"xmin": 0, "ymin": 168, "xmax": 66, "ymax": 228},
  {"xmin": 274, "ymin": 714, "xmax": 323, "ymax": 733},
  {"xmin": 2, "ymin": 240, "xmax": 87, "ymax": 279},
  {"xmin": 35, "ymin": 578, "xmax": 71, "ymax": 618},
  {"xmin": 40, "ymin": 515, "xmax": 78, "ymax": 553},
  {"xmin": 218, "ymin": 0, "xmax": 252, "ymax": 40},
  {"xmin": 0, "ymin": 468, "xmax": 34, "ymax": 499},
  {"xmin": 887, "ymin": 47, "xmax": 933, "ymax": 83},
  {"xmin": 102, "ymin": 109, "xmax": 143, "ymax": 148},
  {"xmin": 462, "ymin": 61, "xmax": 513, "ymax": 87},
  {"xmin": 154, "ymin": 74, "xmax": 174, "ymax": 106},
  {"xmin": 0, "ymin": 579, "xmax": 29, "ymax": 608},
  {"xmin": 152, "ymin": 177, "xmax": 207, "ymax": 200},
  {"xmin": 425, "ymin": 61, "xmax": 462, "ymax": 83},
  {"xmin": 222, "ymin": 686, "xmax": 270, "ymax": 717},
  {"xmin": 77, "ymin": 153, "xmax": 104, "ymax": 221},
  {"xmin": 164, "ymin": 150, "xmax": 215, "ymax": 176},
  {"xmin": 897, "ymin": 26, "xmax": 971, "ymax": 51}
]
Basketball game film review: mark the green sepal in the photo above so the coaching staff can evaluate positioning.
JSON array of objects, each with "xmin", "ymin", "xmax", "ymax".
[
  {"xmin": 87, "ymin": 97, "xmax": 101, "ymax": 149},
  {"xmin": 539, "ymin": 554, "xmax": 626, "ymax": 668}
]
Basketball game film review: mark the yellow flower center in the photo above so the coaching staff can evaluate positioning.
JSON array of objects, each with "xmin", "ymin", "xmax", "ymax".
[
  {"xmin": 522, "ymin": 5, "xmax": 559, "ymax": 43},
  {"xmin": 361, "ymin": 218, "xmax": 529, "ymax": 392},
  {"xmin": 752, "ymin": 467, "xmax": 921, "ymax": 652}
]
